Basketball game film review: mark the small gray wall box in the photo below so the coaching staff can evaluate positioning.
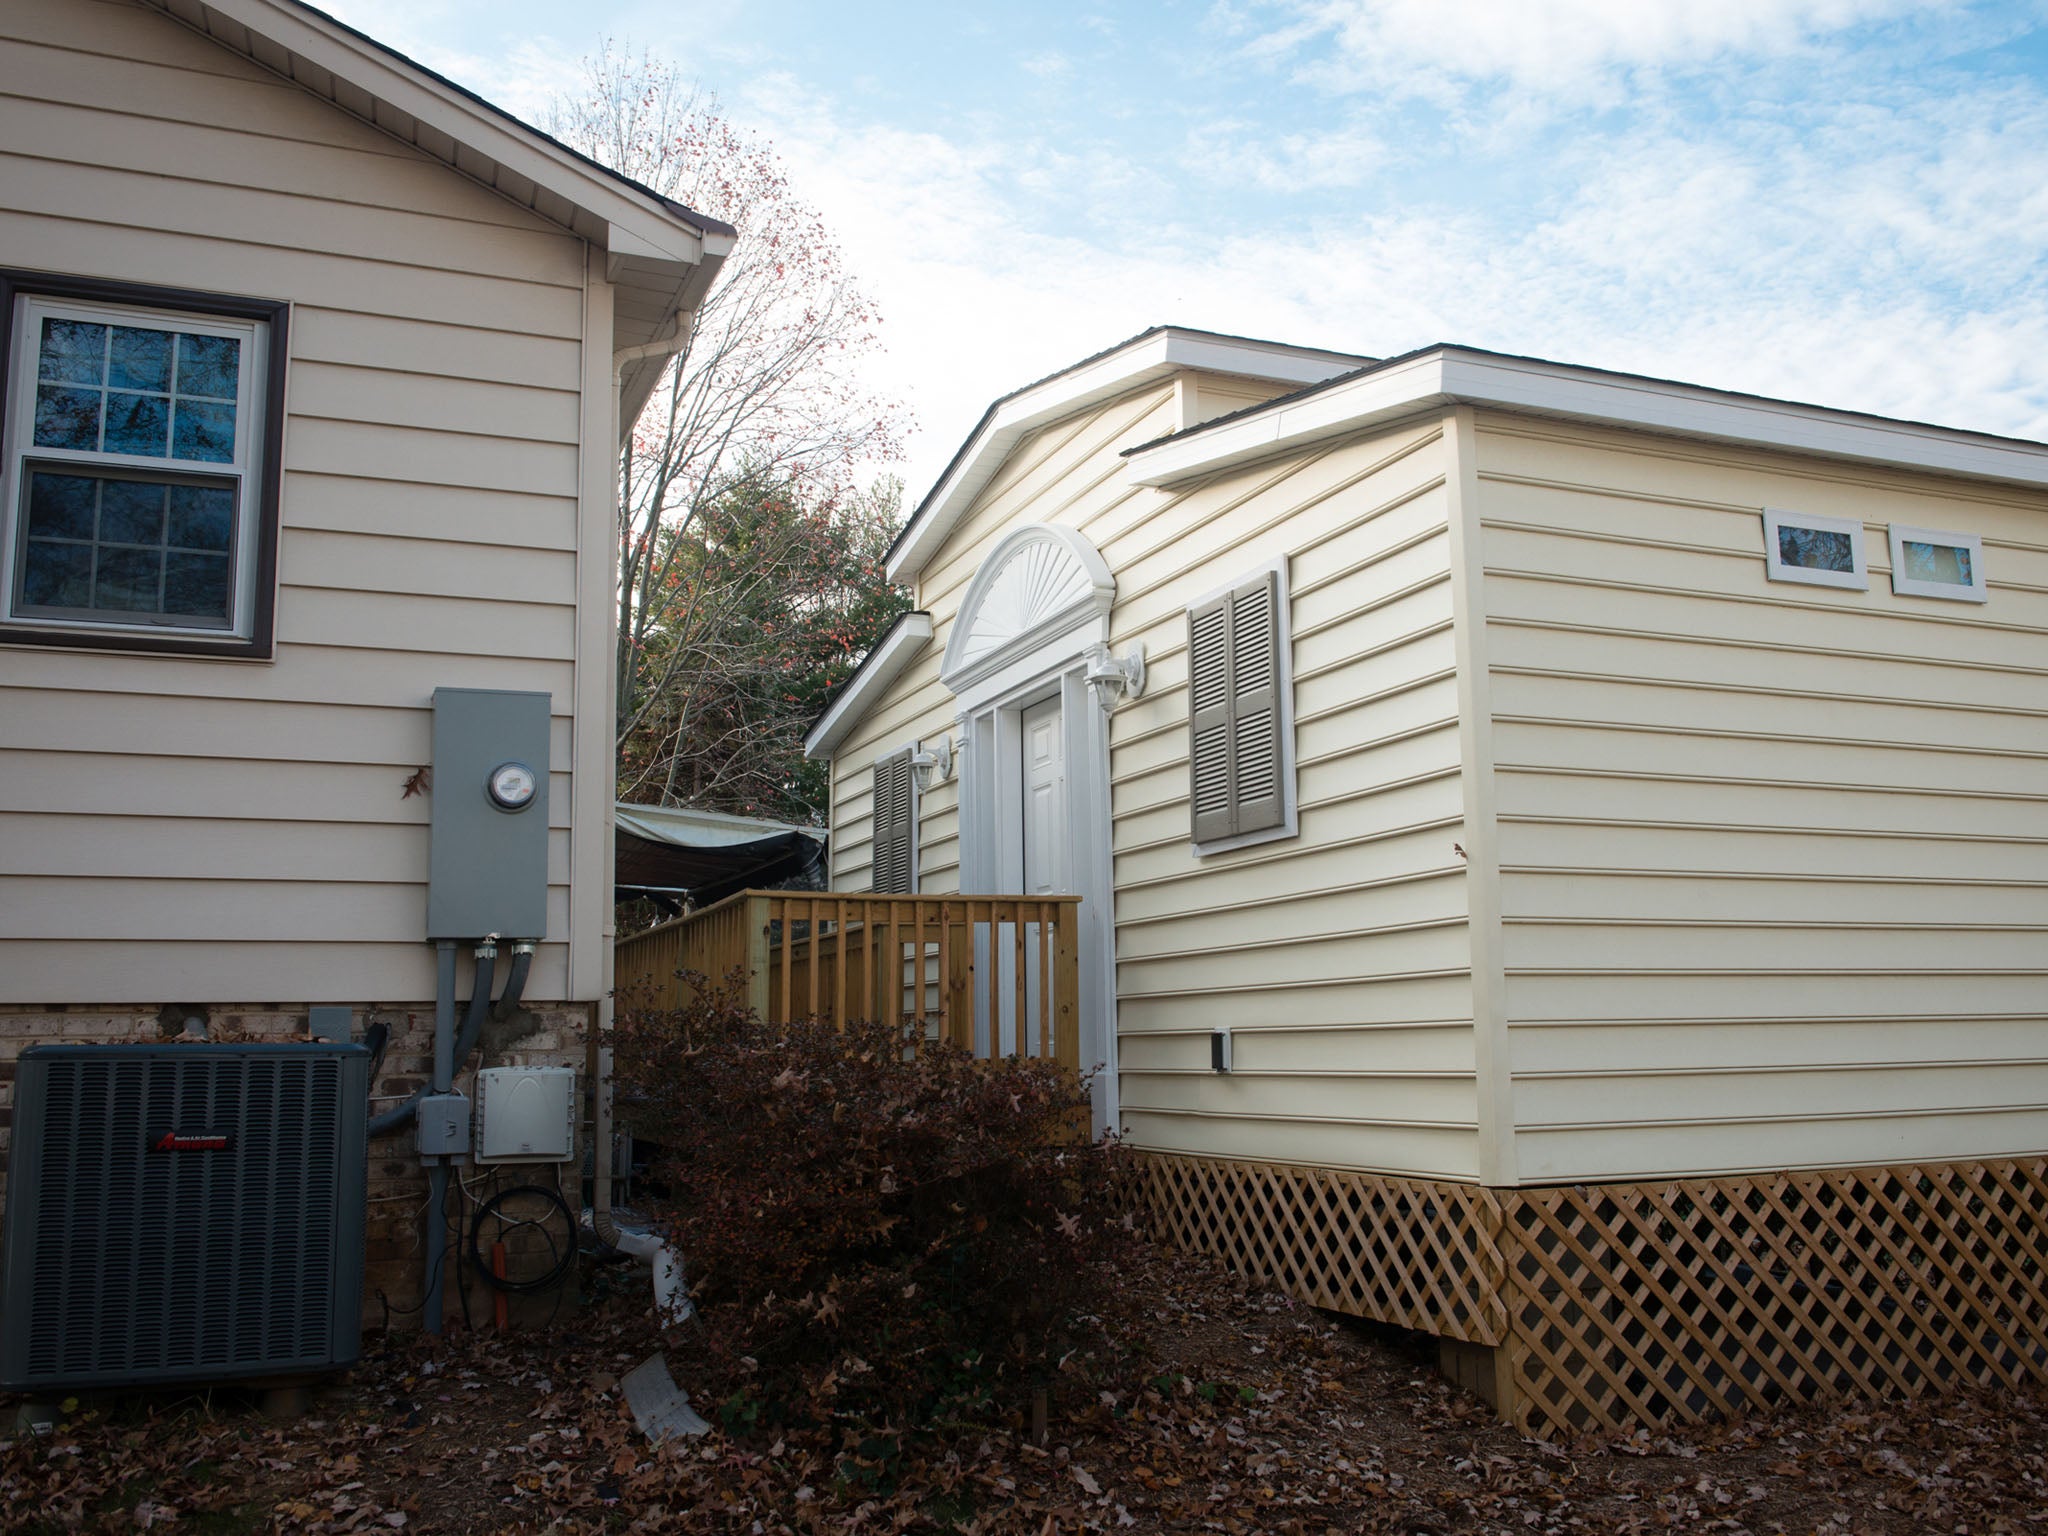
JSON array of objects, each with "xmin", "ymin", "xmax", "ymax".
[{"xmin": 427, "ymin": 687, "xmax": 551, "ymax": 940}]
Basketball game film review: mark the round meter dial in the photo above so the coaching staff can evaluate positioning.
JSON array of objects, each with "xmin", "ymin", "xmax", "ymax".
[{"xmin": 487, "ymin": 760, "xmax": 538, "ymax": 811}]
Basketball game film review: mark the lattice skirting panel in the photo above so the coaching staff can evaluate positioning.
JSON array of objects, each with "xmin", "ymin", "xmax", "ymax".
[
  {"xmin": 1132, "ymin": 1154, "xmax": 1508, "ymax": 1345},
  {"xmin": 1500, "ymin": 1160, "xmax": 2048, "ymax": 1440},
  {"xmin": 1135, "ymin": 1154, "xmax": 2048, "ymax": 1440}
]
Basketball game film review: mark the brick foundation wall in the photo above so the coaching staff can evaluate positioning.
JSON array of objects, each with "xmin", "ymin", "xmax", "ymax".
[{"xmin": 0, "ymin": 999, "xmax": 591, "ymax": 1334}]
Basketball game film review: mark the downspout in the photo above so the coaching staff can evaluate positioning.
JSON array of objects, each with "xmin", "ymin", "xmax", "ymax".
[
  {"xmin": 421, "ymin": 940, "xmax": 457, "ymax": 1335},
  {"xmin": 588, "ymin": 309, "xmax": 691, "ymax": 1254}
]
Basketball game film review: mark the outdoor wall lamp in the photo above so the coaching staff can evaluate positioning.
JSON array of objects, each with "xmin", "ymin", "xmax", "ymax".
[
  {"xmin": 1084, "ymin": 642, "xmax": 1146, "ymax": 712},
  {"xmin": 910, "ymin": 738, "xmax": 954, "ymax": 795}
]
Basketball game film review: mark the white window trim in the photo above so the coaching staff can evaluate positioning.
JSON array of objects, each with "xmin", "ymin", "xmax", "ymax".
[
  {"xmin": 1, "ymin": 285, "xmax": 277, "ymax": 651},
  {"xmin": 1889, "ymin": 523, "xmax": 1988, "ymax": 603},
  {"xmin": 1188, "ymin": 553, "xmax": 1300, "ymax": 859},
  {"xmin": 870, "ymin": 741, "xmax": 921, "ymax": 892},
  {"xmin": 1761, "ymin": 507, "xmax": 1868, "ymax": 591}
]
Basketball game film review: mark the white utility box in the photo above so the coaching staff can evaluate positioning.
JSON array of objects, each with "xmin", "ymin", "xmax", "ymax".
[{"xmin": 473, "ymin": 1066, "xmax": 575, "ymax": 1163}]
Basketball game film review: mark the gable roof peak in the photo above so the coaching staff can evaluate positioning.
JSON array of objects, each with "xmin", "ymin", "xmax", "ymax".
[{"xmin": 886, "ymin": 326, "xmax": 1370, "ymax": 584}]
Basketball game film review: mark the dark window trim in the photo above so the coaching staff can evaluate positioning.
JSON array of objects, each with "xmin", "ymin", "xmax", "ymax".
[{"xmin": 0, "ymin": 268, "xmax": 289, "ymax": 660}]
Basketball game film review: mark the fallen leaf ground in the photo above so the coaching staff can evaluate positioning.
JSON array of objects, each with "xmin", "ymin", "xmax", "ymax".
[{"xmin": 5, "ymin": 1243, "xmax": 2045, "ymax": 1534}]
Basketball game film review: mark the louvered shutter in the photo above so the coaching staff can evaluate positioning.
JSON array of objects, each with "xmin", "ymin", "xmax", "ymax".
[
  {"xmin": 872, "ymin": 752, "xmax": 914, "ymax": 893},
  {"xmin": 1188, "ymin": 594, "xmax": 1234, "ymax": 843},
  {"xmin": 1228, "ymin": 571, "xmax": 1284, "ymax": 835},
  {"xmin": 1188, "ymin": 570, "xmax": 1287, "ymax": 846}
]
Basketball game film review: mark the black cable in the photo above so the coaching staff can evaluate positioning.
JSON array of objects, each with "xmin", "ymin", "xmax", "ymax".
[
  {"xmin": 457, "ymin": 1195, "xmax": 478, "ymax": 1334},
  {"xmin": 467, "ymin": 1182, "xmax": 577, "ymax": 1294}
]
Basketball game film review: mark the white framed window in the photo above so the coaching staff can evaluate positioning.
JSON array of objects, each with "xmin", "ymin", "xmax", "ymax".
[
  {"xmin": 870, "ymin": 746, "xmax": 918, "ymax": 893},
  {"xmin": 1187, "ymin": 555, "xmax": 1298, "ymax": 857},
  {"xmin": 1762, "ymin": 507, "xmax": 1868, "ymax": 591},
  {"xmin": 1888, "ymin": 524, "xmax": 1987, "ymax": 603},
  {"xmin": 1, "ymin": 271, "xmax": 288, "ymax": 657}
]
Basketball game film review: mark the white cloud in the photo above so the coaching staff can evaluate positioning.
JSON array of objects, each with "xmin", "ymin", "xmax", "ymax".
[
  {"xmin": 739, "ymin": 59, "xmax": 2048, "ymax": 504},
  {"xmin": 1183, "ymin": 116, "xmax": 1389, "ymax": 189},
  {"xmin": 1020, "ymin": 51, "xmax": 1074, "ymax": 79},
  {"xmin": 1250, "ymin": 0, "xmax": 1956, "ymax": 100},
  {"xmin": 309, "ymin": 0, "xmax": 2048, "ymax": 512}
]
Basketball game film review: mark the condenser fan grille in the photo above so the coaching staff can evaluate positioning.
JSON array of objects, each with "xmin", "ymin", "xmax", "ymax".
[{"xmin": 2, "ymin": 1045, "xmax": 367, "ymax": 1389}]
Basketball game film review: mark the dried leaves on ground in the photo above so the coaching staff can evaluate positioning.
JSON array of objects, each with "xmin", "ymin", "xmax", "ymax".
[{"xmin": 4, "ymin": 1243, "xmax": 2045, "ymax": 1535}]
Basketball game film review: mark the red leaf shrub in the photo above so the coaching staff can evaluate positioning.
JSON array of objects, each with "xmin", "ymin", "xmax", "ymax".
[{"xmin": 611, "ymin": 984, "xmax": 1137, "ymax": 1425}]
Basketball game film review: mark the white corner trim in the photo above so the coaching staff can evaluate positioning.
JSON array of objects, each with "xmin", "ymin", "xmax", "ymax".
[
  {"xmin": 887, "ymin": 330, "xmax": 1363, "ymax": 584},
  {"xmin": 1124, "ymin": 348, "xmax": 2048, "ymax": 495},
  {"xmin": 803, "ymin": 612, "xmax": 934, "ymax": 760}
]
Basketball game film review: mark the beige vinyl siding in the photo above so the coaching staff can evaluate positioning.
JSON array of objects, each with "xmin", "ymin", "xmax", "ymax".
[
  {"xmin": 0, "ymin": 0, "xmax": 597, "ymax": 1004},
  {"xmin": 831, "ymin": 382, "xmax": 1480, "ymax": 1178},
  {"xmin": 1473, "ymin": 413, "xmax": 2048, "ymax": 1181}
]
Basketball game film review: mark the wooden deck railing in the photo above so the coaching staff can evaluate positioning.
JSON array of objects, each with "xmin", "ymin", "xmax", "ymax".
[{"xmin": 614, "ymin": 891, "xmax": 1083, "ymax": 1075}]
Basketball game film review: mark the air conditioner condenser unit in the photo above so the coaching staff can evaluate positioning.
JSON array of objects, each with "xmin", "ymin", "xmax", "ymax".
[{"xmin": 0, "ymin": 1043, "xmax": 370, "ymax": 1391}]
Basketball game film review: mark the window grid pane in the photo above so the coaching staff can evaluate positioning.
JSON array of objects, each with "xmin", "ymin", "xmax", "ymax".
[
  {"xmin": 31, "ymin": 317, "xmax": 240, "ymax": 465},
  {"xmin": 17, "ymin": 468, "xmax": 234, "ymax": 625}
]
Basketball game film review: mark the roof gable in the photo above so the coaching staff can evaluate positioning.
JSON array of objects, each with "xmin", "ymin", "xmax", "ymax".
[
  {"xmin": 886, "ymin": 327, "xmax": 1369, "ymax": 583},
  {"xmin": 136, "ymin": 0, "xmax": 735, "ymax": 425}
]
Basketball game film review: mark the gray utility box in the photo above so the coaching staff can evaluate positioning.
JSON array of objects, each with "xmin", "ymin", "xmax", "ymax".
[
  {"xmin": 427, "ymin": 686, "xmax": 550, "ymax": 941},
  {"xmin": 0, "ymin": 1044, "xmax": 370, "ymax": 1390}
]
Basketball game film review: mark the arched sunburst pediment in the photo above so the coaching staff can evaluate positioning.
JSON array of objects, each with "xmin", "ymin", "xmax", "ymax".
[{"xmin": 940, "ymin": 525, "xmax": 1115, "ymax": 691}]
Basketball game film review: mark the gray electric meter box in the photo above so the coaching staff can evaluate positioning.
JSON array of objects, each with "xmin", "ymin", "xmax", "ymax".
[{"xmin": 427, "ymin": 687, "xmax": 550, "ymax": 940}]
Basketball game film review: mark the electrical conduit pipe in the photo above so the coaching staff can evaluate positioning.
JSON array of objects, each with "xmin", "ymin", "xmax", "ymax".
[{"xmin": 587, "ymin": 1006, "xmax": 692, "ymax": 1324}]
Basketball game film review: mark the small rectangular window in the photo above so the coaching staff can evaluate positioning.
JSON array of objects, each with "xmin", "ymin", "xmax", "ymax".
[
  {"xmin": 1762, "ymin": 508, "xmax": 1868, "ymax": 591},
  {"xmin": 1888, "ymin": 524, "xmax": 1987, "ymax": 603},
  {"xmin": 1, "ymin": 271, "xmax": 287, "ymax": 656}
]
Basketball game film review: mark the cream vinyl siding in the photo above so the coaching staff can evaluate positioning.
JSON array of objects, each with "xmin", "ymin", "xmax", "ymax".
[
  {"xmin": 829, "ymin": 380, "xmax": 1479, "ymax": 1179},
  {"xmin": 1109, "ymin": 418, "xmax": 1474, "ymax": 1179},
  {"xmin": 0, "ymin": 0, "xmax": 597, "ymax": 1003},
  {"xmin": 1473, "ymin": 413, "xmax": 2048, "ymax": 1181}
]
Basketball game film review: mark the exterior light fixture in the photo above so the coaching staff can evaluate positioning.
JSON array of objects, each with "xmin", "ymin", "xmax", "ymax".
[
  {"xmin": 909, "ymin": 738, "xmax": 953, "ymax": 795},
  {"xmin": 1084, "ymin": 642, "xmax": 1146, "ymax": 712}
]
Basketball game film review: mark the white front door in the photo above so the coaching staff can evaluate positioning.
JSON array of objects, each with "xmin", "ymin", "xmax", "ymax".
[
  {"xmin": 1021, "ymin": 695, "xmax": 1067, "ymax": 896},
  {"xmin": 1016, "ymin": 695, "xmax": 1067, "ymax": 1059}
]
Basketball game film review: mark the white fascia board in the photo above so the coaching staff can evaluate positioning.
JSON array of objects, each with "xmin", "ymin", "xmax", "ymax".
[
  {"xmin": 170, "ymin": 0, "xmax": 718, "ymax": 264},
  {"xmin": 885, "ymin": 330, "xmax": 1363, "ymax": 584},
  {"xmin": 803, "ymin": 612, "xmax": 935, "ymax": 761},
  {"xmin": 1127, "ymin": 351, "xmax": 1451, "ymax": 486},
  {"xmin": 1127, "ymin": 348, "xmax": 2048, "ymax": 493}
]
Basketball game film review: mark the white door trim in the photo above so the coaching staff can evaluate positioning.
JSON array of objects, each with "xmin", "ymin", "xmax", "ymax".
[{"xmin": 949, "ymin": 533, "xmax": 1118, "ymax": 1134}]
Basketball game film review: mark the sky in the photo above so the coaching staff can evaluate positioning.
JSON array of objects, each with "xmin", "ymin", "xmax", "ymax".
[{"xmin": 317, "ymin": 0, "xmax": 2048, "ymax": 504}]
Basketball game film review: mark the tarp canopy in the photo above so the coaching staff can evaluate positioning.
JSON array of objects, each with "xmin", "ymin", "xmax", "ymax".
[{"xmin": 614, "ymin": 803, "xmax": 826, "ymax": 914}]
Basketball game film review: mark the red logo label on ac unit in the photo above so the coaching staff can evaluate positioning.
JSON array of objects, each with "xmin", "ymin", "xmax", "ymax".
[{"xmin": 152, "ymin": 1131, "xmax": 230, "ymax": 1152}]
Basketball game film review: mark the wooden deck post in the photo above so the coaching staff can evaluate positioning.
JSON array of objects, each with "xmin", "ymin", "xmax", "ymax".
[
  {"xmin": 1052, "ymin": 901, "xmax": 1080, "ymax": 1077},
  {"xmin": 744, "ymin": 893, "xmax": 771, "ymax": 1019}
]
